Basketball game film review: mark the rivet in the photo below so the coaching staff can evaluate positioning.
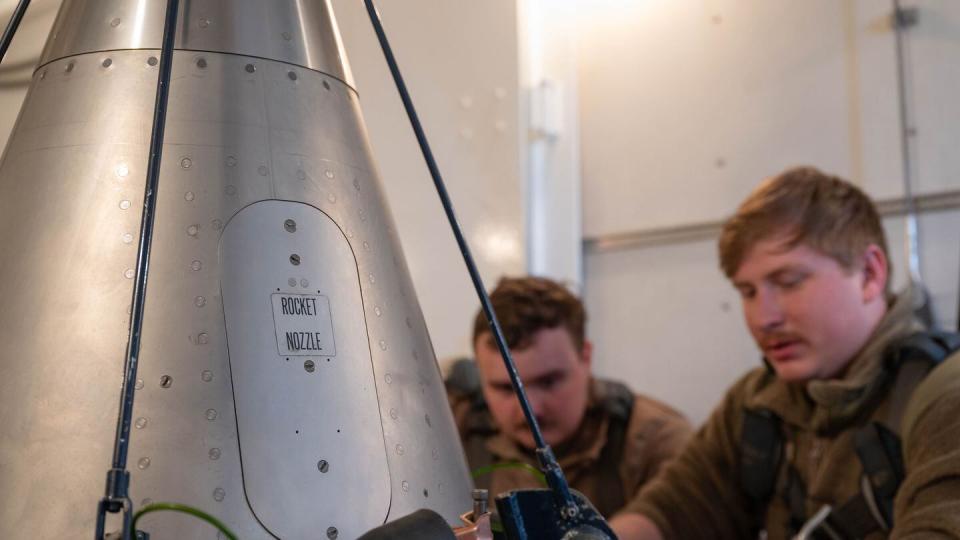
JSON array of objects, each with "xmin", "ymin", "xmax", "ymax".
[
  {"xmin": 288, "ymin": 278, "xmax": 297, "ymax": 287},
  {"xmin": 187, "ymin": 224, "xmax": 199, "ymax": 237},
  {"xmin": 423, "ymin": 488, "xmax": 429, "ymax": 497},
  {"xmin": 191, "ymin": 260, "xmax": 203, "ymax": 271},
  {"xmin": 384, "ymin": 373, "xmax": 393, "ymax": 384},
  {"xmin": 110, "ymin": 17, "xmax": 121, "ymax": 28},
  {"xmin": 201, "ymin": 370, "xmax": 214, "ymax": 382},
  {"xmin": 300, "ymin": 279, "xmax": 309, "ymax": 288},
  {"xmin": 326, "ymin": 527, "xmax": 338, "ymax": 540},
  {"xmin": 379, "ymin": 340, "xmax": 387, "ymax": 351},
  {"xmin": 135, "ymin": 417, "xmax": 148, "ymax": 429},
  {"xmin": 389, "ymin": 408, "xmax": 398, "ymax": 420},
  {"xmin": 324, "ymin": 170, "xmax": 335, "ymax": 179},
  {"xmin": 101, "ymin": 58, "xmax": 112, "ymax": 68},
  {"xmin": 135, "ymin": 379, "xmax": 144, "ymax": 390},
  {"xmin": 258, "ymin": 165, "xmax": 269, "ymax": 176},
  {"xmin": 199, "ymin": 17, "xmax": 210, "ymax": 29},
  {"xmin": 159, "ymin": 375, "xmax": 172, "ymax": 388},
  {"xmin": 284, "ymin": 219, "xmax": 297, "ymax": 233},
  {"xmin": 288, "ymin": 71, "xmax": 298, "ymax": 81},
  {"xmin": 317, "ymin": 460, "xmax": 330, "ymax": 473},
  {"xmin": 327, "ymin": 194, "xmax": 337, "ymax": 204},
  {"xmin": 180, "ymin": 157, "xmax": 192, "ymax": 169},
  {"xmin": 122, "ymin": 233, "xmax": 133, "ymax": 244},
  {"xmin": 209, "ymin": 447, "xmax": 221, "ymax": 460},
  {"xmin": 323, "ymin": 80, "xmax": 331, "ymax": 90},
  {"xmin": 304, "ymin": 360, "xmax": 315, "ymax": 373},
  {"xmin": 124, "ymin": 269, "xmax": 135, "ymax": 279},
  {"xmin": 374, "ymin": 306, "xmax": 382, "ymax": 317},
  {"xmin": 194, "ymin": 296, "xmax": 206, "ymax": 307},
  {"xmin": 245, "ymin": 63, "xmax": 256, "ymax": 73},
  {"xmin": 395, "ymin": 444, "xmax": 404, "ymax": 456},
  {"xmin": 184, "ymin": 191, "xmax": 195, "ymax": 201},
  {"xmin": 137, "ymin": 457, "xmax": 150, "ymax": 470},
  {"xmin": 212, "ymin": 488, "xmax": 225, "ymax": 502},
  {"xmin": 282, "ymin": 31, "xmax": 292, "ymax": 41},
  {"xmin": 401, "ymin": 480, "xmax": 410, "ymax": 492},
  {"xmin": 290, "ymin": 254, "xmax": 301, "ymax": 266},
  {"xmin": 116, "ymin": 164, "xmax": 129, "ymax": 177},
  {"xmin": 225, "ymin": 155, "xmax": 237, "ymax": 167},
  {"xmin": 368, "ymin": 274, "xmax": 376, "ymax": 284},
  {"xmin": 211, "ymin": 219, "xmax": 223, "ymax": 230},
  {"xmin": 197, "ymin": 333, "xmax": 209, "ymax": 345},
  {"xmin": 205, "ymin": 409, "xmax": 218, "ymax": 421},
  {"xmin": 147, "ymin": 57, "xmax": 158, "ymax": 66},
  {"xmin": 196, "ymin": 58, "xmax": 207, "ymax": 69},
  {"xmin": 119, "ymin": 200, "xmax": 131, "ymax": 210}
]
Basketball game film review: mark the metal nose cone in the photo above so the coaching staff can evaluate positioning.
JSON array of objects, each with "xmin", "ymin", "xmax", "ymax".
[{"xmin": 0, "ymin": 1, "xmax": 470, "ymax": 538}]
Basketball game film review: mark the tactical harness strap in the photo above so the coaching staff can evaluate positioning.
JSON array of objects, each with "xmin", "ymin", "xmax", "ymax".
[{"xmin": 740, "ymin": 330, "xmax": 960, "ymax": 539}]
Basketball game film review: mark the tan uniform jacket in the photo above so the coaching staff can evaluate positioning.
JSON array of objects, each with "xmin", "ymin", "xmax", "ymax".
[
  {"xmin": 626, "ymin": 291, "xmax": 960, "ymax": 539},
  {"xmin": 449, "ymin": 377, "xmax": 692, "ymax": 518}
]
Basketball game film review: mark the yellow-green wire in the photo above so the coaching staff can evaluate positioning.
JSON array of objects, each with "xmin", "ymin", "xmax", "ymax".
[
  {"xmin": 131, "ymin": 502, "xmax": 239, "ymax": 540},
  {"xmin": 471, "ymin": 462, "xmax": 547, "ymax": 487}
]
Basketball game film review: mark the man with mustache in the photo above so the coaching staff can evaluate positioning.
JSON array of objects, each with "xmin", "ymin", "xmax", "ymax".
[
  {"xmin": 447, "ymin": 276, "xmax": 692, "ymax": 518},
  {"xmin": 611, "ymin": 167, "xmax": 960, "ymax": 539}
]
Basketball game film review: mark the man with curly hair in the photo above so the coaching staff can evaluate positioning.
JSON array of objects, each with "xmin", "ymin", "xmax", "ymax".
[{"xmin": 447, "ymin": 276, "xmax": 692, "ymax": 518}]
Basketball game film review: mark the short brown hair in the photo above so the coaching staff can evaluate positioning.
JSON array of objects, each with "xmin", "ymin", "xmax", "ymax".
[
  {"xmin": 472, "ymin": 276, "xmax": 586, "ymax": 351},
  {"xmin": 719, "ymin": 166, "xmax": 889, "ymax": 280}
]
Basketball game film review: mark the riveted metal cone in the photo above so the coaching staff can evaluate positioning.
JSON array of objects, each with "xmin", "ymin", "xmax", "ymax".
[{"xmin": 0, "ymin": 1, "xmax": 471, "ymax": 537}]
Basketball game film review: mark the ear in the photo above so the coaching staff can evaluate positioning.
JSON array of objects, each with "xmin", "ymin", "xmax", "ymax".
[
  {"xmin": 580, "ymin": 338, "xmax": 593, "ymax": 368},
  {"xmin": 860, "ymin": 244, "xmax": 888, "ymax": 303}
]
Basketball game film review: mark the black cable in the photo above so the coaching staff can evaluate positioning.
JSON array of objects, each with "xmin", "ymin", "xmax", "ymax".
[
  {"xmin": 96, "ymin": 1, "xmax": 181, "ymax": 538},
  {"xmin": 362, "ymin": 0, "xmax": 578, "ymax": 515},
  {"xmin": 0, "ymin": 0, "xmax": 29, "ymax": 66}
]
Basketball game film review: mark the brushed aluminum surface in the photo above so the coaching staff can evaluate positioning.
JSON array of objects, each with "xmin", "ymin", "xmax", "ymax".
[
  {"xmin": 40, "ymin": 0, "xmax": 354, "ymax": 87},
  {"xmin": 0, "ymin": 2, "xmax": 472, "ymax": 537},
  {"xmin": 220, "ymin": 200, "xmax": 390, "ymax": 538}
]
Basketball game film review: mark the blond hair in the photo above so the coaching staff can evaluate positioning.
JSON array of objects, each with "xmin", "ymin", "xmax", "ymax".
[{"xmin": 719, "ymin": 167, "xmax": 889, "ymax": 282}]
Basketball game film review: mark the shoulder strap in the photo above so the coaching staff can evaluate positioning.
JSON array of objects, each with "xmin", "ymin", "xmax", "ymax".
[
  {"xmin": 592, "ymin": 381, "xmax": 634, "ymax": 515},
  {"xmin": 740, "ymin": 408, "xmax": 782, "ymax": 508},
  {"xmin": 799, "ymin": 331, "xmax": 960, "ymax": 538}
]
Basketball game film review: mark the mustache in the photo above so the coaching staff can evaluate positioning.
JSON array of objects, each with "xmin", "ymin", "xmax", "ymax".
[{"xmin": 759, "ymin": 331, "xmax": 805, "ymax": 349}]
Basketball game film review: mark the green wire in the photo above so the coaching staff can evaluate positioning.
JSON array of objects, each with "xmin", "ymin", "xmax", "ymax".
[
  {"xmin": 471, "ymin": 462, "xmax": 547, "ymax": 487},
  {"xmin": 131, "ymin": 502, "xmax": 239, "ymax": 540}
]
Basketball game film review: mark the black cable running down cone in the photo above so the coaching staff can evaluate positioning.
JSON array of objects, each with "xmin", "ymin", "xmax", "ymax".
[
  {"xmin": 362, "ymin": 0, "xmax": 579, "ymax": 518},
  {"xmin": 95, "ymin": 1, "xmax": 181, "ymax": 538}
]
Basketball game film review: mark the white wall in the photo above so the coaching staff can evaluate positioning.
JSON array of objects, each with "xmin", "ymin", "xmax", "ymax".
[
  {"xmin": 333, "ymin": 0, "xmax": 526, "ymax": 363},
  {"xmin": 579, "ymin": 0, "xmax": 960, "ymax": 425}
]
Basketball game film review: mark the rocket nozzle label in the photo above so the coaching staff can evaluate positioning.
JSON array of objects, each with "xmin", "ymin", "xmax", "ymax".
[{"xmin": 271, "ymin": 293, "xmax": 336, "ymax": 356}]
